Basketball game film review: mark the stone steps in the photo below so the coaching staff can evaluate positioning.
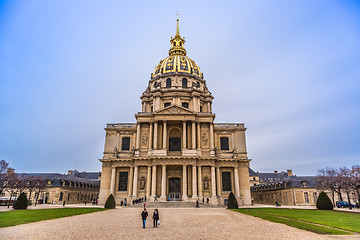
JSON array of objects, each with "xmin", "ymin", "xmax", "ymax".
[{"xmin": 127, "ymin": 201, "xmax": 222, "ymax": 208}]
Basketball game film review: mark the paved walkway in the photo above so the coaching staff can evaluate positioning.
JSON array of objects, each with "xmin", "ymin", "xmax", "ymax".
[{"xmin": 1, "ymin": 208, "xmax": 359, "ymax": 240}]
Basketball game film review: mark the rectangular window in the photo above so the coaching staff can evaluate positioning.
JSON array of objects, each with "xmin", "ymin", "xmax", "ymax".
[
  {"xmin": 121, "ymin": 137, "xmax": 130, "ymax": 150},
  {"xmin": 304, "ymin": 192, "xmax": 309, "ymax": 203},
  {"xmin": 164, "ymin": 103, "xmax": 171, "ymax": 108},
  {"xmin": 313, "ymin": 192, "xmax": 317, "ymax": 203},
  {"xmin": 182, "ymin": 102, "xmax": 189, "ymax": 108},
  {"xmin": 118, "ymin": 172, "xmax": 128, "ymax": 191},
  {"xmin": 222, "ymin": 172, "xmax": 231, "ymax": 191},
  {"xmin": 220, "ymin": 137, "xmax": 229, "ymax": 150}
]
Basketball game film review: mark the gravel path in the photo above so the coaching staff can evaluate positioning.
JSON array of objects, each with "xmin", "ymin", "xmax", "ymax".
[{"xmin": 1, "ymin": 208, "xmax": 359, "ymax": 240}]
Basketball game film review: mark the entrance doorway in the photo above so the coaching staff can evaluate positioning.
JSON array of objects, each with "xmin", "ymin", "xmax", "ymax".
[{"xmin": 168, "ymin": 178, "xmax": 181, "ymax": 201}]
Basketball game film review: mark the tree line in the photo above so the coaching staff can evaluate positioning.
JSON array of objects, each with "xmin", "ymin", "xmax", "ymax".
[
  {"xmin": 317, "ymin": 165, "xmax": 360, "ymax": 208},
  {"xmin": 0, "ymin": 160, "xmax": 46, "ymax": 208}
]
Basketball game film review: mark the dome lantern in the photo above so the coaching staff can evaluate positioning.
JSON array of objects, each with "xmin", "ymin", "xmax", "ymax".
[{"xmin": 169, "ymin": 19, "xmax": 187, "ymax": 56}]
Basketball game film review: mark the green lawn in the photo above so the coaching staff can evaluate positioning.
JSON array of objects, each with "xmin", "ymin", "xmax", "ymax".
[
  {"xmin": 0, "ymin": 208, "xmax": 107, "ymax": 228},
  {"xmin": 233, "ymin": 208, "xmax": 360, "ymax": 235}
]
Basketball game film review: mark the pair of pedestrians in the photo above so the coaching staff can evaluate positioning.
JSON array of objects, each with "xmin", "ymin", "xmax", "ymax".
[{"xmin": 141, "ymin": 208, "xmax": 160, "ymax": 229}]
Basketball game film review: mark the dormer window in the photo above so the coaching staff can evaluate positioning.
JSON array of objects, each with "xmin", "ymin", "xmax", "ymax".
[
  {"xmin": 182, "ymin": 102, "xmax": 189, "ymax": 109},
  {"xmin": 166, "ymin": 78, "xmax": 171, "ymax": 88},
  {"xmin": 182, "ymin": 78, "xmax": 187, "ymax": 88}
]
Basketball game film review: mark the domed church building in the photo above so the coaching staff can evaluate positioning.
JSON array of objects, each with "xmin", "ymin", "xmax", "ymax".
[{"xmin": 98, "ymin": 20, "xmax": 251, "ymax": 206}]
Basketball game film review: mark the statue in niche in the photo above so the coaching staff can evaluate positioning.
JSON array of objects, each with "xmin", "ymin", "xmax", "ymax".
[
  {"xmin": 139, "ymin": 177, "xmax": 146, "ymax": 190},
  {"xmin": 113, "ymin": 146, "xmax": 118, "ymax": 158},
  {"xmin": 142, "ymin": 134, "xmax": 148, "ymax": 146},
  {"xmin": 203, "ymin": 177, "xmax": 210, "ymax": 191},
  {"xmin": 201, "ymin": 133, "xmax": 208, "ymax": 147}
]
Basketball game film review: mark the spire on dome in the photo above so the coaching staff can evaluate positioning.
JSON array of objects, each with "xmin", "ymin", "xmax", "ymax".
[{"xmin": 169, "ymin": 18, "xmax": 186, "ymax": 56}]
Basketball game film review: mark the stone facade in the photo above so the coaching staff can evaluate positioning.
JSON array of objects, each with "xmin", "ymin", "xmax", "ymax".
[
  {"xmin": 98, "ymin": 20, "xmax": 252, "ymax": 206},
  {"xmin": 0, "ymin": 171, "xmax": 100, "ymax": 205}
]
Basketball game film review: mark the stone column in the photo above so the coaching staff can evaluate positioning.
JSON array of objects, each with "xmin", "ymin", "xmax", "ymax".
[
  {"xmin": 239, "ymin": 162, "xmax": 251, "ymax": 205},
  {"xmin": 182, "ymin": 121, "xmax": 187, "ymax": 149},
  {"xmin": 148, "ymin": 122, "xmax": 153, "ymax": 149},
  {"xmin": 211, "ymin": 166, "xmax": 217, "ymax": 198},
  {"xmin": 198, "ymin": 166, "xmax": 202, "ymax": 197},
  {"xmin": 151, "ymin": 165, "xmax": 157, "ymax": 198},
  {"xmin": 192, "ymin": 165, "xmax": 197, "ymax": 198},
  {"xmin": 129, "ymin": 166, "xmax": 134, "ymax": 196},
  {"xmin": 182, "ymin": 165, "xmax": 187, "ymax": 199},
  {"xmin": 132, "ymin": 166, "xmax": 138, "ymax": 197},
  {"xmin": 216, "ymin": 167, "xmax": 221, "ymax": 197},
  {"xmin": 136, "ymin": 123, "xmax": 141, "ymax": 149},
  {"xmin": 116, "ymin": 132, "xmax": 120, "ymax": 149},
  {"xmin": 162, "ymin": 121, "xmax": 167, "ymax": 149},
  {"xmin": 146, "ymin": 166, "xmax": 151, "ymax": 198},
  {"xmin": 197, "ymin": 123, "xmax": 201, "ymax": 149},
  {"xmin": 153, "ymin": 121, "xmax": 158, "ymax": 149},
  {"xmin": 207, "ymin": 102, "xmax": 211, "ymax": 112},
  {"xmin": 109, "ymin": 167, "xmax": 116, "ymax": 196},
  {"xmin": 192, "ymin": 121, "xmax": 196, "ymax": 149},
  {"xmin": 234, "ymin": 166, "xmax": 240, "ymax": 198},
  {"xmin": 161, "ymin": 165, "xmax": 166, "ymax": 200},
  {"xmin": 210, "ymin": 123, "xmax": 214, "ymax": 150}
]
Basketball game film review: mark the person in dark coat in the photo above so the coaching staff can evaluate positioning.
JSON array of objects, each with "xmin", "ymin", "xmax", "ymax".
[
  {"xmin": 196, "ymin": 200, "xmax": 199, "ymax": 208},
  {"xmin": 141, "ymin": 208, "xmax": 148, "ymax": 228},
  {"xmin": 152, "ymin": 208, "xmax": 159, "ymax": 228}
]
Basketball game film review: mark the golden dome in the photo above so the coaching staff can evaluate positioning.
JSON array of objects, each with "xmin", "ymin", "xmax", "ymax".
[{"xmin": 152, "ymin": 19, "xmax": 202, "ymax": 79}]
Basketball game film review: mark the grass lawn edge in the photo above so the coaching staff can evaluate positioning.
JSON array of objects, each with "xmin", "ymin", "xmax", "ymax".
[
  {"xmin": 0, "ymin": 207, "xmax": 108, "ymax": 228},
  {"xmin": 231, "ymin": 209, "xmax": 352, "ymax": 235}
]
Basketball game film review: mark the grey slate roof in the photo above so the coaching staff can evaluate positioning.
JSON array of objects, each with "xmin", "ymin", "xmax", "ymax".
[
  {"xmin": 258, "ymin": 172, "xmax": 290, "ymax": 183},
  {"xmin": 18, "ymin": 173, "xmax": 100, "ymax": 187},
  {"xmin": 248, "ymin": 168, "xmax": 258, "ymax": 177},
  {"xmin": 250, "ymin": 176, "xmax": 318, "ymax": 191}
]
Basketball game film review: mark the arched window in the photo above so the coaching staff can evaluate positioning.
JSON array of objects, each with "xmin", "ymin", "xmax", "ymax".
[
  {"xmin": 166, "ymin": 78, "xmax": 171, "ymax": 88},
  {"xmin": 182, "ymin": 78, "xmax": 187, "ymax": 88},
  {"xmin": 196, "ymin": 82, "xmax": 200, "ymax": 88},
  {"xmin": 154, "ymin": 82, "xmax": 158, "ymax": 88}
]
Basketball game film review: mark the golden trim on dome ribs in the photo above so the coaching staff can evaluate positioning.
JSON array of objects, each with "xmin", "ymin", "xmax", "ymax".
[{"xmin": 152, "ymin": 19, "xmax": 202, "ymax": 79}]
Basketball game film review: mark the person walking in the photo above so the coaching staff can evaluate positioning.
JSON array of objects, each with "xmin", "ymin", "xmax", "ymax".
[
  {"xmin": 196, "ymin": 200, "xmax": 199, "ymax": 208},
  {"xmin": 141, "ymin": 208, "xmax": 148, "ymax": 229},
  {"xmin": 153, "ymin": 208, "xmax": 160, "ymax": 228}
]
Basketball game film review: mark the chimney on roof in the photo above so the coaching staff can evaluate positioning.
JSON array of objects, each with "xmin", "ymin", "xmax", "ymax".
[
  {"xmin": 287, "ymin": 169, "xmax": 293, "ymax": 176},
  {"xmin": 274, "ymin": 170, "xmax": 278, "ymax": 173}
]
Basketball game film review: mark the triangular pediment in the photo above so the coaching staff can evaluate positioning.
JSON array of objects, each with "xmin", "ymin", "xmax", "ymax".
[{"xmin": 155, "ymin": 105, "xmax": 194, "ymax": 115}]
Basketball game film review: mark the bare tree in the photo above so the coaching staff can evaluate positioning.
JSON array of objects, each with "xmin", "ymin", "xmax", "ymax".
[
  {"xmin": 4, "ymin": 171, "xmax": 19, "ymax": 208},
  {"xmin": 339, "ymin": 167, "xmax": 354, "ymax": 209},
  {"xmin": 33, "ymin": 177, "xmax": 45, "ymax": 206},
  {"xmin": 350, "ymin": 165, "xmax": 360, "ymax": 204},
  {"xmin": 0, "ymin": 160, "xmax": 9, "ymax": 195},
  {"xmin": 317, "ymin": 168, "xmax": 339, "ymax": 206}
]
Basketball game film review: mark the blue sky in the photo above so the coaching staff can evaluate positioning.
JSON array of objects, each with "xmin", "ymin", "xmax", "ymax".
[{"xmin": 0, "ymin": 1, "xmax": 359, "ymax": 175}]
